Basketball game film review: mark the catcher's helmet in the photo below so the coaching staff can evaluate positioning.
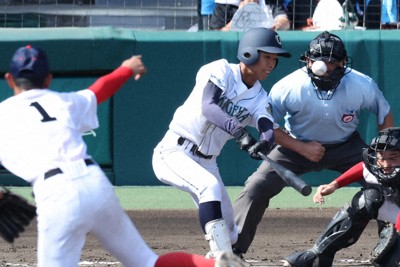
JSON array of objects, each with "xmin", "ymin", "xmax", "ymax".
[
  {"xmin": 300, "ymin": 31, "xmax": 350, "ymax": 95},
  {"xmin": 237, "ymin": 27, "xmax": 291, "ymax": 66},
  {"xmin": 364, "ymin": 127, "xmax": 400, "ymax": 188}
]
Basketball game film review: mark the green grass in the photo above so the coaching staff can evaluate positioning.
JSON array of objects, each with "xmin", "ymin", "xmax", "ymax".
[{"xmin": 10, "ymin": 185, "xmax": 361, "ymax": 210}]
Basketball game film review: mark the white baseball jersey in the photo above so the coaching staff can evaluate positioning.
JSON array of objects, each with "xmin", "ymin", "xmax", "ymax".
[
  {"xmin": 169, "ymin": 59, "xmax": 274, "ymax": 156},
  {"xmin": 270, "ymin": 67, "xmax": 391, "ymax": 144},
  {"xmin": 0, "ymin": 89, "xmax": 97, "ymax": 184},
  {"xmin": 0, "ymin": 88, "xmax": 158, "ymax": 267}
]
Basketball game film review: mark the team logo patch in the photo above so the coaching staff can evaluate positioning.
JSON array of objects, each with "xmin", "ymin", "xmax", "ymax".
[
  {"xmin": 266, "ymin": 103, "xmax": 273, "ymax": 115},
  {"xmin": 275, "ymin": 34, "xmax": 282, "ymax": 46},
  {"xmin": 342, "ymin": 114, "xmax": 354, "ymax": 123}
]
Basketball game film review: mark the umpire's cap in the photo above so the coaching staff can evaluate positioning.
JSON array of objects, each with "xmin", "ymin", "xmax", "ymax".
[
  {"xmin": 303, "ymin": 31, "xmax": 347, "ymax": 62},
  {"xmin": 10, "ymin": 45, "xmax": 50, "ymax": 81},
  {"xmin": 237, "ymin": 27, "xmax": 291, "ymax": 66}
]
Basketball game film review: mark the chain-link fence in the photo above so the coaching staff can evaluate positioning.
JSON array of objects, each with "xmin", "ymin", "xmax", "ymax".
[
  {"xmin": 0, "ymin": 0, "xmax": 390, "ymax": 30},
  {"xmin": 0, "ymin": 0, "xmax": 198, "ymax": 29}
]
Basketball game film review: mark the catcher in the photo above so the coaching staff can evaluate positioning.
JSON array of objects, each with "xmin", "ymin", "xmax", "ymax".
[{"xmin": 284, "ymin": 127, "xmax": 400, "ymax": 267}]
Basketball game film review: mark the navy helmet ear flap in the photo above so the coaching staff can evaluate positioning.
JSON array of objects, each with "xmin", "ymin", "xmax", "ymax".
[
  {"xmin": 239, "ymin": 47, "xmax": 259, "ymax": 65},
  {"xmin": 239, "ymin": 49, "xmax": 279, "ymax": 68}
]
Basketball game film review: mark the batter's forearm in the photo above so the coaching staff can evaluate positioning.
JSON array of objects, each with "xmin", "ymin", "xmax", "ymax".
[
  {"xmin": 202, "ymin": 81, "xmax": 243, "ymax": 135},
  {"xmin": 258, "ymin": 117, "xmax": 274, "ymax": 145},
  {"xmin": 88, "ymin": 66, "xmax": 134, "ymax": 104}
]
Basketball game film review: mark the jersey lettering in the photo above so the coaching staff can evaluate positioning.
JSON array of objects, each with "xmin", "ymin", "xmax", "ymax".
[
  {"xmin": 30, "ymin": 102, "xmax": 57, "ymax": 122},
  {"xmin": 218, "ymin": 95, "xmax": 250, "ymax": 123}
]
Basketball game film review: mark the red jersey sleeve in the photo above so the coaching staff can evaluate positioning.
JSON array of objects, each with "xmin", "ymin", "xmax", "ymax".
[
  {"xmin": 396, "ymin": 212, "xmax": 400, "ymax": 231},
  {"xmin": 334, "ymin": 162, "xmax": 364, "ymax": 188},
  {"xmin": 88, "ymin": 66, "xmax": 134, "ymax": 104}
]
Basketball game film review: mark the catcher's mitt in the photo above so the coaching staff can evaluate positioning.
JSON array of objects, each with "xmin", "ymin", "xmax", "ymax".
[
  {"xmin": 0, "ymin": 187, "xmax": 36, "ymax": 243},
  {"xmin": 370, "ymin": 222, "xmax": 397, "ymax": 264}
]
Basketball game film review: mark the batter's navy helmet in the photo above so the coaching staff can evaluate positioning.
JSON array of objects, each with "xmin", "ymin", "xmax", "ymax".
[{"xmin": 237, "ymin": 28, "xmax": 291, "ymax": 66}]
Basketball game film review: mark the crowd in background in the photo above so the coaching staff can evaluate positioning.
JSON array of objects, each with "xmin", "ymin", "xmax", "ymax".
[
  {"xmin": 0, "ymin": 0, "xmax": 398, "ymax": 30},
  {"xmin": 197, "ymin": 0, "xmax": 399, "ymax": 31}
]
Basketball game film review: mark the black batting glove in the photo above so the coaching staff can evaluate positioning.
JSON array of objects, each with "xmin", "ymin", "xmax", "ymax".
[
  {"xmin": 247, "ymin": 140, "xmax": 270, "ymax": 160},
  {"xmin": 233, "ymin": 128, "xmax": 256, "ymax": 151}
]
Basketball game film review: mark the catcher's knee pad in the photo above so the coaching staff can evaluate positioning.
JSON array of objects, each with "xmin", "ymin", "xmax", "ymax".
[
  {"xmin": 350, "ymin": 189, "xmax": 384, "ymax": 220},
  {"xmin": 371, "ymin": 223, "xmax": 400, "ymax": 267}
]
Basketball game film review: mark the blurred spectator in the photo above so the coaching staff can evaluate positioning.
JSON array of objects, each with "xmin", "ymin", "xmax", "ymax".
[
  {"xmin": 224, "ymin": 0, "xmax": 290, "ymax": 31},
  {"xmin": 286, "ymin": 0, "xmax": 380, "ymax": 29},
  {"xmin": 201, "ymin": 0, "xmax": 217, "ymax": 30},
  {"xmin": 210, "ymin": 0, "xmax": 241, "ymax": 30},
  {"xmin": 381, "ymin": 0, "xmax": 398, "ymax": 28},
  {"xmin": 260, "ymin": 0, "xmax": 291, "ymax": 29},
  {"xmin": 286, "ymin": 0, "xmax": 316, "ymax": 29},
  {"xmin": 309, "ymin": 0, "xmax": 344, "ymax": 30},
  {"xmin": 350, "ymin": 0, "xmax": 398, "ymax": 29},
  {"xmin": 348, "ymin": 0, "xmax": 381, "ymax": 29},
  {"xmin": 340, "ymin": 0, "xmax": 359, "ymax": 28}
]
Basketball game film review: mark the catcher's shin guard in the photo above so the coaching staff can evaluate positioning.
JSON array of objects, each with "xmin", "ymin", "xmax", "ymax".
[
  {"xmin": 285, "ymin": 206, "xmax": 369, "ymax": 267},
  {"xmin": 205, "ymin": 219, "xmax": 233, "ymax": 258},
  {"xmin": 285, "ymin": 189, "xmax": 383, "ymax": 267}
]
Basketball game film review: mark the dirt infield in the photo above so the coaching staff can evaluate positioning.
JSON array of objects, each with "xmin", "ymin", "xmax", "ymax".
[{"xmin": 0, "ymin": 208, "xmax": 377, "ymax": 266}]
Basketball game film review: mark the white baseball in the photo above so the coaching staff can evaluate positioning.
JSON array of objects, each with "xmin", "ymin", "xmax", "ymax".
[{"xmin": 311, "ymin": 61, "xmax": 327, "ymax": 76}]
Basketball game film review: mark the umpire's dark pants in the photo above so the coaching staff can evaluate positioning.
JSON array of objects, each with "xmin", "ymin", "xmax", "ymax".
[{"xmin": 232, "ymin": 131, "xmax": 368, "ymax": 254}]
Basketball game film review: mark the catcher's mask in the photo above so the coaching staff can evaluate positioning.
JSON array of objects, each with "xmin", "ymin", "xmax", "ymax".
[
  {"xmin": 363, "ymin": 127, "xmax": 400, "ymax": 188},
  {"xmin": 300, "ymin": 31, "xmax": 352, "ymax": 100}
]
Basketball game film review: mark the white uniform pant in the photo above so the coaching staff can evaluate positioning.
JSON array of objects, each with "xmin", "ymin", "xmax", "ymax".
[
  {"xmin": 152, "ymin": 130, "xmax": 238, "ymax": 244},
  {"xmin": 33, "ymin": 165, "xmax": 158, "ymax": 267}
]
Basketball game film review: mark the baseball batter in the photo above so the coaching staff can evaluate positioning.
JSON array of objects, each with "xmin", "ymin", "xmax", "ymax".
[
  {"xmin": 232, "ymin": 31, "xmax": 394, "ymax": 258},
  {"xmin": 152, "ymin": 28, "xmax": 291, "ymax": 258},
  {"xmin": 0, "ymin": 45, "xmax": 245, "ymax": 267},
  {"xmin": 285, "ymin": 127, "xmax": 400, "ymax": 266}
]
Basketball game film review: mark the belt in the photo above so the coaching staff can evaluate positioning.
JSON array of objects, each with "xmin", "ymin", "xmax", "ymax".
[
  {"xmin": 177, "ymin": 137, "xmax": 213, "ymax": 160},
  {"xmin": 44, "ymin": 159, "xmax": 95, "ymax": 180}
]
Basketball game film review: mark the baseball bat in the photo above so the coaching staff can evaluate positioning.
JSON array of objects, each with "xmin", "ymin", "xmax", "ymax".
[{"xmin": 257, "ymin": 152, "xmax": 312, "ymax": 196}]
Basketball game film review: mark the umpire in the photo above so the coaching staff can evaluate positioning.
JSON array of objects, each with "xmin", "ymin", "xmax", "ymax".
[{"xmin": 232, "ymin": 31, "xmax": 394, "ymax": 258}]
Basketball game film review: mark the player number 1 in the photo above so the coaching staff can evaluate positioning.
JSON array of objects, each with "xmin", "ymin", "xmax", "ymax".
[{"xmin": 30, "ymin": 102, "xmax": 57, "ymax": 122}]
